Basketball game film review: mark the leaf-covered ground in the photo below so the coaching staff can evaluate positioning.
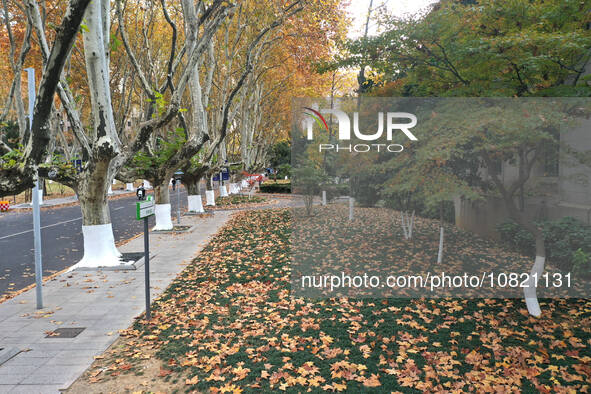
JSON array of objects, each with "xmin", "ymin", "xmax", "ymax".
[{"xmin": 72, "ymin": 209, "xmax": 591, "ymax": 393}]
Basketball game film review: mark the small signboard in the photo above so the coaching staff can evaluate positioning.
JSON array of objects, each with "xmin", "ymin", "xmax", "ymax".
[
  {"xmin": 136, "ymin": 197, "xmax": 155, "ymax": 220},
  {"xmin": 213, "ymin": 169, "xmax": 230, "ymax": 181}
]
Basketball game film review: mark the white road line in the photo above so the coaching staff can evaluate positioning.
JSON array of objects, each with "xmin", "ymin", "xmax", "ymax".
[
  {"xmin": 114, "ymin": 206, "xmax": 125, "ymax": 211},
  {"xmin": 0, "ymin": 217, "xmax": 82, "ymax": 241}
]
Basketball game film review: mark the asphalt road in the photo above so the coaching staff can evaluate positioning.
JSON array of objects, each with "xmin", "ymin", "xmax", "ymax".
[{"xmin": 0, "ymin": 187, "xmax": 188, "ymax": 297}]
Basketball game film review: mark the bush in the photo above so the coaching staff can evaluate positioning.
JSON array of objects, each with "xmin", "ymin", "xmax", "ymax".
[
  {"xmin": 259, "ymin": 182, "xmax": 291, "ymax": 194},
  {"xmin": 276, "ymin": 164, "xmax": 292, "ymax": 179},
  {"xmin": 322, "ymin": 183, "xmax": 350, "ymax": 202},
  {"xmin": 572, "ymin": 248, "xmax": 591, "ymax": 277},
  {"xmin": 383, "ymin": 198, "xmax": 455, "ymax": 224},
  {"xmin": 496, "ymin": 217, "xmax": 591, "ymax": 271}
]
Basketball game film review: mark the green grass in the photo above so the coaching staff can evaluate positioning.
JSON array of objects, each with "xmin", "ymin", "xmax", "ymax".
[
  {"xmin": 91, "ymin": 209, "xmax": 591, "ymax": 393},
  {"xmin": 214, "ymin": 195, "xmax": 266, "ymax": 207}
]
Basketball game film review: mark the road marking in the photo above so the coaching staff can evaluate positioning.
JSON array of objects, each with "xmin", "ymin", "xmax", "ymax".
[
  {"xmin": 114, "ymin": 207, "xmax": 125, "ymax": 211},
  {"xmin": 0, "ymin": 217, "xmax": 82, "ymax": 241}
]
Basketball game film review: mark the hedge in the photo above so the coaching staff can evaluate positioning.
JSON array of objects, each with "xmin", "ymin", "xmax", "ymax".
[{"xmin": 259, "ymin": 182, "xmax": 291, "ymax": 194}]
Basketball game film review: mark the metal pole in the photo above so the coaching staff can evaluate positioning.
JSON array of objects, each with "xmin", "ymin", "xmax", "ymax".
[
  {"xmin": 177, "ymin": 180, "xmax": 180, "ymax": 224},
  {"xmin": 26, "ymin": 68, "xmax": 43, "ymax": 309},
  {"xmin": 144, "ymin": 217, "xmax": 150, "ymax": 320}
]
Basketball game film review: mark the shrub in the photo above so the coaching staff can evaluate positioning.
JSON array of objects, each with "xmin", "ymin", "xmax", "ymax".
[
  {"xmin": 496, "ymin": 217, "xmax": 591, "ymax": 271},
  {"xmin": 276, "ymin": 164, "xmax": 292, "ymax": 179},
  {"xmin": 259, "ymin": 182, "xmax": 291, "ymax": 194},
  {"xmin": 572, "ymin": 248, "xmax": 591, "ymax": 278},
  {"xmin": 322, "ymin": 183, "xmax": 350, "ymax": 202}
]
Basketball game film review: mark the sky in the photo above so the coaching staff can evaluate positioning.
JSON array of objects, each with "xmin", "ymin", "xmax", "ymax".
[{"xmin": 346, "ymin": 0, "xmax": 439, "ymax": 38}]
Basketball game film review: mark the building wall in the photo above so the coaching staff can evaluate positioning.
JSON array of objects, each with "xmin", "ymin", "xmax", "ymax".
[{"xmin": 455, "ymin": 121, "xmax": 591, "ymax": 238}]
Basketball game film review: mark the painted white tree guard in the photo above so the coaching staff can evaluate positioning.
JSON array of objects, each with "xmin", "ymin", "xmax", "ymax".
[
  {"xmin": 524, "ymin": 255, "xmax": 545, "ymax": 317},
  {"xmin": 71, "ymin": 223, "xmax": 123, "ymax": 269},
  {"xmin": 188, "ymin": 195, "xmax": 205, "ymax": 213},
  {"xmin": 241, "ymin": 180, "xmax": 248, "ymax": 188},
  {"xmin": 143, "ymin": 180, "xmax": 152, "ymax": 189},
  {"xmin": 126, "ymin": 183, "xmax": 135, "ymax": 191},
  {"xmin": 108, "ymin": 185, "xmax": 113, "ymax": 195},
  {"xmin": 219, "ymin": 184, "xmax": 229, "ymax": 197},
  {"xmin": 205, "ymin": 190, "xmax": 216, "ymax": 206},
  {"xmin": 153, "ymin": 204, "xmax": 173, "ymax": 231}
]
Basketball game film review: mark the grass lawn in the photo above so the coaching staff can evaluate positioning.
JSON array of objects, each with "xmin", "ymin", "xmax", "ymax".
[{"xmin": 70, "ymin": 209, "xmax": 591, "ymax": 393}]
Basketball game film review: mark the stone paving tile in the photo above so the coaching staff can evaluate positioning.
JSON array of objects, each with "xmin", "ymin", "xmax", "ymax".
[
  {"xmin": 0, "ymin": 211, "xmax": 233, "ymax": 393},
  {"xmin": 0, "ymin": 385, "xmax": 16, "ymax": 394}
]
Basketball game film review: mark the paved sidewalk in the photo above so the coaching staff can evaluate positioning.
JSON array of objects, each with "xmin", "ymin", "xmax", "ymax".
[
  {"xmin": 9, "ymin": 189, "xmax": 136, "ymax": 210},
  {"xmin": 0, "ymin": 211, "xmax": 232, "ymax": 393}
]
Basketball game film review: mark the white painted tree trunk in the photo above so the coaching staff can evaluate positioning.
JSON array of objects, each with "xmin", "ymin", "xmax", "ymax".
[
  {"xmin": 126, "ymin": 183, "xmax": 134, "ymax": 191},
  {"xmin": 205, "ymin": 190, "xmax": 216, "ymax": 206},
  {"xmin": 73, "ymin": 223, "xmax": 122, "ymax": 269},
  {"xmin": 143, "ymin": 180, "xmax": 152, "ymax": 189},
  {"xmin": 437, "ymin": 226, "xmax": 444, "ymax": 264},
  {"xmin": 188, "ymin": 195, "xmax": 204, "ymax": 213},
  {"xmin": 72, "ymin": 189, "xmax": 123, "ymax": 269},
  {"xmin": 153, "ymin": 184, "xmax": 173, "ymax": 230},
  {"xmin": 524, "ymin": 255, "xmax": 545, "ymax": 317},
  {"xmin": 322, "ymin": 191, "xmax": 327, "ymax": 206},
  {"xmin": 107, "ymin": 185, "xmax": 113, "ymax": 195},
  {"xmin": 154, "ymin": 204, "xmax": 173, "ymax": 231},
  {"xmin": 219, "ymin": 184, "xmax": 229, "ymax": 197},
  {"xmin": 401, "ymin": 210, "xmax": 415, "ymax": 240}
]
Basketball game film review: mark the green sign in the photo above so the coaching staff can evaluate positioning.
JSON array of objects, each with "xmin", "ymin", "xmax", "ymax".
[{"xmin": 136, "ymin": 196, "xmax": 155, "ymax": 220}]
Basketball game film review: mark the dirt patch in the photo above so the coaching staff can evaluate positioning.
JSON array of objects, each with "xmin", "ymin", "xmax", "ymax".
[{"xmin": 66, "ymin": 344, "xmax": 189, "ymax": 393}]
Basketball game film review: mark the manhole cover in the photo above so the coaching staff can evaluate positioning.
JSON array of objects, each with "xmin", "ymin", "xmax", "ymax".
[
  {"xmin": 45, "ymin": 327, "xmax": 86, "ymax": 338},
  {"xmin": 121, "ymin": 252, "xmax": 146, "ymax": 262}
]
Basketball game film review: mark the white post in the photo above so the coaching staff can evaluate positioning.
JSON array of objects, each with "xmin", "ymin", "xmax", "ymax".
[
  {"xmin": 26, "ymin": 67, "xmax": 43, "ymax": 309},
  {"xmin": 437, "ymin": 226, "xmax": 444, "ymax": 264},
  {"xmin": 205, "ymin": 190, "xmax": 216, "ymax": 206},
  {"xmin": 349, "ymin": 197, "xmax": 354, "ymax": 220},
  {"xmin": 322, "ymin": 191, "xmax": 327, "ymax": 206}
]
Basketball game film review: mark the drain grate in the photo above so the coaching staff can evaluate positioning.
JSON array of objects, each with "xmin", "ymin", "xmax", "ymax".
[{"xmin": 45, "ymin": 327, "xmax": 86, "ymax": 338}]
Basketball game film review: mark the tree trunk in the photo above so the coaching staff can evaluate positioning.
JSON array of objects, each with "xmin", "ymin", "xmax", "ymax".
[
  {"xmin": 437, "ymin": 201, "xmax": 444, "ymax": 264},
  {"xmin": 73, "ymin": 164, "xmax": 122, "ymax": 269},
  {"xmin": 524, "ymin": 227, "xmax": 546, "ymax": 317},
  {"xmin": 186, "ymin": 176, "xmax": 204, "ymax": 213},
  {"xmin": 153, "ymin": 181, "xmax": 173, "ymax": 230},
  {"xmin": 501, "ymin": 192, "xmax": 546, "ymax": 317}
]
